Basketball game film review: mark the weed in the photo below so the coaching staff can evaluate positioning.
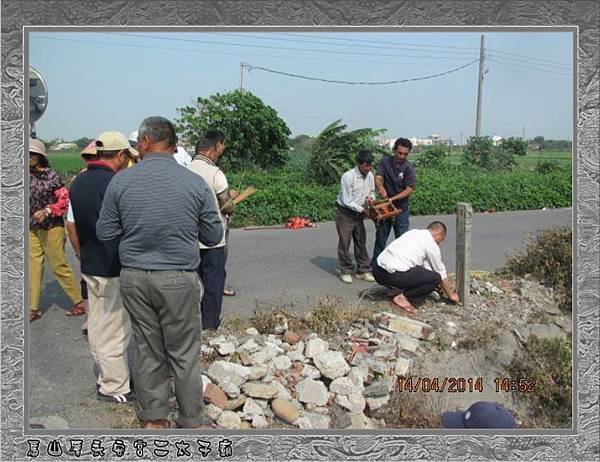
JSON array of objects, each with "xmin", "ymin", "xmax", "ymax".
[
  {"xmin": 220, "ymin": 314, "xmax": 248, "ymax": 334},
  {"xmin": 456, "ymin": 320, "xmax": 504, "ymax": 350},
  {"xmin": 374, "ymin": 385, "xmax": 443, "ymax": 428},
  {"xmin": 508, "ymin": 335, "xmax": 572, "ymax": 428},
  {"xmin": 503, "ymin": 227, "xmax": 572, "ymax": 312}
]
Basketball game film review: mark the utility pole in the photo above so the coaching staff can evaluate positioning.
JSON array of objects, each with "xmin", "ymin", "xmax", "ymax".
[
  {"xmin": 475, "ymin": 34, "xmax": 485, "ymax": 137},
  {"xmin": 522, "ymin": 125, "xmax": 525, "ymax": 141},
  {"xmin": 239, "ymin": 62, "xmax": 245, "ymax": 94}
]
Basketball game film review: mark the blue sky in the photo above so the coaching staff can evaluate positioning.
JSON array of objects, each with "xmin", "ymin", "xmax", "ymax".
[{"xmin": 29, "ymin": 30, "xmax": 573, "ymax": 143}]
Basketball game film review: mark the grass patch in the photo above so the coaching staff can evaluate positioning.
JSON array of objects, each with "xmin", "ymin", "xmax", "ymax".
[
  {"xmin": 219, "ymin": 313, "xmax": 249, "ymax": 334},
  {"xmin": 456, "ymin": 320, "xmax": 504, "ymax": 350},
  {"xmin": 374, "ymin": 385, "xmax": 443, "ymax": 428},
  {"xmin": 508, "ymin": 335, "xmax": 572, "ymax": 428},
  {"xmin": 250, "ymin": 297, "xmax": 375, "ymax": 337},
  {"xmin": 502, "ymin": 227, "xmax": 572, "ymax": 312}
]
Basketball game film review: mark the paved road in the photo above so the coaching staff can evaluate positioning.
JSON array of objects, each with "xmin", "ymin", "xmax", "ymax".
[{"xmin": 28, "ymin": 207, "xmax": 572, "ymax": 428}]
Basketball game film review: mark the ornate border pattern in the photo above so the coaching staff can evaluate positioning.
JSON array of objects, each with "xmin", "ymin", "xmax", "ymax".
[{"xmin": 1, "ymin": 1, "xmax": 598, "ymax": 460}]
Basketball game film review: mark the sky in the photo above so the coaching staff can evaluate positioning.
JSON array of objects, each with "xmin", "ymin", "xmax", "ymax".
[{"xmin": 29, "ymin": 30, "xmax": 573, "ymax": 144}]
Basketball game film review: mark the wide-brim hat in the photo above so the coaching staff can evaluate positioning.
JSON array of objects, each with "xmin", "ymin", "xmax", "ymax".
[{"xmin": 29, "ymin": 138, "xmax": 47, "ymax": 158}]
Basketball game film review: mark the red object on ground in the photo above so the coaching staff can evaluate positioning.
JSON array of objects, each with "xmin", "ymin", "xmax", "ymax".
[{"xmin": 285, "ymin": 217, "xmax": 316, "ymax": 230}]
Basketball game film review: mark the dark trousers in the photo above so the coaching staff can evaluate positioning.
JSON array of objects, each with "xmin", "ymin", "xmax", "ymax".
[
  {"xmin": 372, "ymin": 206, "xmax": 410, "ymax": 262},
  {"xmin": 119, "ymin": 268, "xmax": 204, "ymax": 428},
  {"xmin": 372, "ymin": 261, "xmax": 441, "ymax": 305},
  {"xmin": 198, "ymin": 247, "xmax": 226, "ymax": 330},
  {"xmin": 335, "ymin": 205, "xmax": 371, "ymax": 275}
]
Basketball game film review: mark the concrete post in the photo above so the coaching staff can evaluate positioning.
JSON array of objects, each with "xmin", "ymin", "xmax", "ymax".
[{"xmin": 456, "ymin": 202, "xmax": 473, "ymax": 307}]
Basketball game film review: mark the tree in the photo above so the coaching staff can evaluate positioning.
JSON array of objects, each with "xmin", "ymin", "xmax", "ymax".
[
  {"xmin": 175, "ymin": 90, "xmax": 291, "ymax": 170},
  {"xmin": 500, "ymin": 137, "xmax": 528, "ymax": 156},
  {"xmin": 463, "ymin": 136, "xmax": 494, "ymax": 170},
  {"xmin": 73, "ymin": 137, "xmax": 92, "ymax": 150},
  {"xmin": 414, "ymin": 145, "xmax": 450, "ymax": 168},
  {"xmin": 309, "ymin": 119, "xmax": 387, "ymax": 185}
]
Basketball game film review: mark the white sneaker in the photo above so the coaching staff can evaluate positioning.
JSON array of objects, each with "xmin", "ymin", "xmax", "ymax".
[
  {"xmin": 356, "ymin": 272, "xmax": 375, "ymax": 282},
  {"xmin": 340, "ymin": 274, "xmax": 353, "ymax": 284}
]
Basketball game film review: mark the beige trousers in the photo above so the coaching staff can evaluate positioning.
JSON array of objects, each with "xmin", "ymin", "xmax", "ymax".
[{"xmin": 82, "ymin": 274, "xmax": 132, "ymax": 396}]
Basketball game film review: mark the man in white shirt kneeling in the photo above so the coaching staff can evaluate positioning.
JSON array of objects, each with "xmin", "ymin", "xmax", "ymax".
[{"xmin": 372, "ymin": 221, "xmax": 460, "ymax": 314}]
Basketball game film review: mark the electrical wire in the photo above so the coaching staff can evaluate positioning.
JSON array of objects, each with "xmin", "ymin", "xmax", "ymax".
[
  {"xmin": 486, "ymin": 52, "xmax": 571, "ymax": 71},
  {"xmin": 213, "ymin": 32, "xmax": 479, "ymax": 56},
  {"xmin": 105, "ymin": 32, "xmax": 477, "ymax": 61},
  {"xmin": 278, "ymin": 32, "xmax": 480, "ymax": 51},
  {"xmin": 32, "ymin": 35, "xmax": 464, "ymax": 67},
  {"xmin": 487, "ymin": 56, "xmax": 571, "ymax": 77},
  {"xmin": 486, "ymin": 47, "xmax": 571, "ymax": 68},
  {"xmin": 245, "ymin": 59, "xmax": 478, "ymax": 85}
]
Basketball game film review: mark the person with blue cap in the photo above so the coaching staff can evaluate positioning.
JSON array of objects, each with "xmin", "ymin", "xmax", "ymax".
[{"xmin": 442, "ymin": 401, "xmax": 519, "ymax": 428}]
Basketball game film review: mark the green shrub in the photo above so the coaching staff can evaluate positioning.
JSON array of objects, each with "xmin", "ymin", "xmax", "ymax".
[
  {"xmin": 508, "ymin": 336, "xmax": 572, "ymax": 428},
  {"xmin": 463, "ymin": 136, "xmax": 494, "ymax": 170},
  {"xmin": 502, "ymin": 227, "xmax": 572, "ymax": 312},
  {"xmin": 501, "ymin": 137, "xmax": 528, "ymax": 156},
  {"xmin": 413, "ymin": 145, "xmax": 449, "ymax": 168},
  {"xmin": 535, "ymin": 160, "xmax": 564, "ymax": 174}
]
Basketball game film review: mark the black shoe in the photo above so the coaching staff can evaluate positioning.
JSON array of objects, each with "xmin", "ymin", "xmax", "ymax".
[{"xmin": 97, "ymin": 390, "xmax": 136, "ymax": 403}]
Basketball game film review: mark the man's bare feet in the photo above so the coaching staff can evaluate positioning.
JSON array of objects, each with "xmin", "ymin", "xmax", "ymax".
[
  {"xmin": 392, "ymin": 294, "xmax": 417, "ymax": 314},
  {"xmin": 142, "ymin": 419, "xmax": 170, "ymax": 429}
]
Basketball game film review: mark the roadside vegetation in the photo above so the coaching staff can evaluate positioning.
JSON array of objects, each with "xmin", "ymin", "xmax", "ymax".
[
  {"xmin": 45, "ymin": 91, "xmax": 571, "ymax": 228},
  {"xmin": 508, "ymin": 335, "xmax": 572, "ymax": 428},
  {"xmin": 501, "ymin": 226, "xmax": 572, "ymax": 312}
]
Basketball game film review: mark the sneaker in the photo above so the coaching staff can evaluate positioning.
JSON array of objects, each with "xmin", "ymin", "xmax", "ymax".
[
  {"xmin": 97, "ymin": 390, "xmax": 136, "ymax": 403},
  {"xmin": 356, "ymin": 272, "xmax": 375, "ymax": 282},
  {"xmin": 340, "ymin": 274, "xmax": 353, "ymax": 284}
]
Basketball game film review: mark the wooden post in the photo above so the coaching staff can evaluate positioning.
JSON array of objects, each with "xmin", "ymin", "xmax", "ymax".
[{"xmin": 456, "ymin": 202, "xmax": 473, "ymax": 307}]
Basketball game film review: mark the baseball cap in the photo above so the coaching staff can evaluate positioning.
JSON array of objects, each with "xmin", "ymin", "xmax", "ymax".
[
  {"xmin": 96, "ymin": 131, "xmax": 138, "ymax": 158},
  {"xmin": 80, "ymin": 139, "xmax": 98, "ymax": 158},
  {"xmin": 29, "ymin": 138, "xmax": 47, "ymax": 157},
  {"xmin": 441, "ymin": 401, "xmax": 518, "ymax": 429},
  {"xmin": 128, "ymin": 130, "xmax": 138, "ymax": 148}
]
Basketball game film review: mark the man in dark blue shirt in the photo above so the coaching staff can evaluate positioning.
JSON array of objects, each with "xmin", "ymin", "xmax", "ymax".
[
  {"xmin": 69, "ymin": 131, "xmax": 136, "ymax": 404},
  {"xmin": 372, "ymin": 137, "xmax": 416, "ymax": 261}
]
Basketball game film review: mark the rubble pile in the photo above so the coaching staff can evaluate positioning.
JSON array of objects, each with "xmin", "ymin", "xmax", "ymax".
[{"xmin": 197, "ymin": 312, "xmax": 434, "ymax": 429}]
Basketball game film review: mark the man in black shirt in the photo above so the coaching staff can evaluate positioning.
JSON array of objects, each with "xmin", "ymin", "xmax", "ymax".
[
  {"xmin": 69, "ymin": 131, "xmax": 135, "ymax": 403},
  {"xmin": 372, "ymin": 137, "xmax": 416, "ymax": 261}
]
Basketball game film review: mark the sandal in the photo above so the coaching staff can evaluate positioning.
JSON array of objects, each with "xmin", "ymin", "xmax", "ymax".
[
  {"xmin": 29, "ymin": 310, "xmax": 42, "ymax": 322},
  {"xmin": 223, "ymin": 288, "xmax": 236, "ymax": 296},
  {"xmin": 66, "ymin": 302, "xmax": 86, "ymax": 317}
]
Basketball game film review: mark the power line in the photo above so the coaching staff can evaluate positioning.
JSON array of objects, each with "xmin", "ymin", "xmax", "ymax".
[
  {"xmin": 245, "ymin": 59, "xmax": 478, "ymax": 85},
  {"xmin": 279, "ymin": 32, "xmax": 480, "ymax": 51},
  {"xmin": 278, "ymin": 33, "xmax": 572, "ymax": 69},
  {"xmin": 486, "ymin": 52, "xmax": 571, "ymax": 71},
  {"xmin": 487, "ymin": 56, "xmax": 571, "ymax": 77},
  {"xmin": 486, "ymin": 47, "xmax": 571, "ymax": 68},
  {"xmin": 104, "ymin": 32, "xmax": 477, "ymax": 61},
  {"xmin": 32, "ymin": 35, "xmax": 465, "ymax": 67},
  {"xmin": 213, "ymin": 32, "xmax": 479, "ymax": 56}
]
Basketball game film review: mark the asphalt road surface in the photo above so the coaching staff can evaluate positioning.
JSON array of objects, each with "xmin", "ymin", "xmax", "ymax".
[{"xmin": 28, "ymin": 207, "xmax": 572, "ymax": 428}]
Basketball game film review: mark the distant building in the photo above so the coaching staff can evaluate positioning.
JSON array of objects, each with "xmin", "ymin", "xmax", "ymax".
[
  {"xmin": 492, "ymin": 135, "xmax": 503, "ymax": 146},
  {"xmin": 409, "ymin": 134, "xmax": 452, "ymax": 148},
  {"xmin": 49, "ymin": 142, "xmax": 77, "ymax": 151}
]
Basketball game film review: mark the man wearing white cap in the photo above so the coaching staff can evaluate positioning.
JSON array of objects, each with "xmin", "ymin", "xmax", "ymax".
[
  {"xmin": 69, "ymin": 131, "xmax": 137, "ymax": 403},
  {"xmin": 129, "ymin": 130, "xmax": 190, "ymax": 167}
]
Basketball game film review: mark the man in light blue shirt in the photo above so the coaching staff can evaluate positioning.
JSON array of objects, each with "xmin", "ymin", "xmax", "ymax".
[{"xmin": 335, "ymin": 150, "xmax": 376, "ymax": 284}]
